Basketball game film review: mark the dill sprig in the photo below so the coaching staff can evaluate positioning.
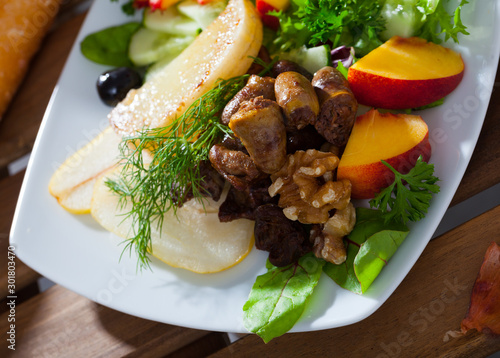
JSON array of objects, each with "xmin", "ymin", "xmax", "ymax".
[{"xmin": 106, "ymin": 75, "xmax": 250, "ymax": 270}]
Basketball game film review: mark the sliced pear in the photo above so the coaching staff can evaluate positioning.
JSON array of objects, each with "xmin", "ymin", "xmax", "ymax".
[
  {"xmin": 109, "ymin": 0, "xmax": 263, "ymax": 136},
  {"xmin": 91, "ymin": 168, "xmax": 255, "ymax": 273},
  {"xmin": 49, "ymin": 127, "xmax": 122, "ymax": 213},
  {"xmin": 58, "ymin": 179, "xmax": 97, "ymax": 214}
]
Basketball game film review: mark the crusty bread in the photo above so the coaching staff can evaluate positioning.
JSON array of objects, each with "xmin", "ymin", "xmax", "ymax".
[{"xmin": 0, "ymin": 0, "xmax": 62, "ymax": 120}]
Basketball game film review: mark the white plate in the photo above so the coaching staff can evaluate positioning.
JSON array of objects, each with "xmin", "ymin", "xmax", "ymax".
[{"xmin": 10, "ymin": 0, "xmax": 500, "ymax": 333}]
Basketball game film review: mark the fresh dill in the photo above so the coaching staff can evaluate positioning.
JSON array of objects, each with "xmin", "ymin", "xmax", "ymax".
[{"xmin": 106, "ymin": 75, "xmax": 250, "ymax": 270}]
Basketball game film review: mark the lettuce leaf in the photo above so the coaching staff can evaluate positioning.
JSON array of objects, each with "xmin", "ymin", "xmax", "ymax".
[
  {"xmin": 324, "ymin": 208, "xmax": 409, "ymax": 294},
  {"xmin": 243, "ymin": 253, "xmax": 324, "ymax": 342},
  {"xmin": 267, "ymin": 0, "xmax": 469, "ymax": 57},
  {"xmin": 416, "ymin": 0, "xmax": 469, "ymax": 43},
  {"xmin": 268, "ymin": 0, "xmax": 385, "ymax": 56},
  {"xmin": 80, "ymin": 22, "xmax": 141, "ymax": 67}
]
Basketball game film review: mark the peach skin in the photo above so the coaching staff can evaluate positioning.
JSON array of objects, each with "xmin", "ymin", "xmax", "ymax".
[
  {"xmin": 347, "ymin": 36, "xmax": 464, "ymax": 109},
  {"xmin": 337, "ymin": 109, "xmax": 431, "ymax": 199}
]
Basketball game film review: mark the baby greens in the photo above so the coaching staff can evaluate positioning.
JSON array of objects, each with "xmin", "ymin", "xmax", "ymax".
[
  {"xmin": 80, "ymin": 22, "xmax": 141, "ymax": 67},
  {"xmin": 324, "ymin": 208, "xmax": 409, "ymax": 294},
  {"xmin": 243, "ymin": 253, "xmax": 325, "ymax": 343},
  {"xmin": 267, "ymin": 0, "xmax": 469, "ymax": 57},
  {"xmin": 269, "ymin": 0, "xmax": 385, "ymax": 56}
]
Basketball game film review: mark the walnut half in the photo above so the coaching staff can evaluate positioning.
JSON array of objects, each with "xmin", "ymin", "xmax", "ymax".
[
  {"xmin": 310, "ymin": 202, "xmax": 356, "ymax": 265},
  {"xmin": 269, "ymin": 149, "xmax": 352, "ymax": 224}
]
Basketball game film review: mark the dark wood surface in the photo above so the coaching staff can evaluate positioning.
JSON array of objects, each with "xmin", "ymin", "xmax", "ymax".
[{"xmin": 0, "ymin": 3, "xmax": 499, "ymax": 357}]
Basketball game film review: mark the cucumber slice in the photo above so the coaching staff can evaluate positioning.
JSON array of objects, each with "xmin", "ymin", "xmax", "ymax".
[
  {"xmin": 278, "ymin": 45, "xmax": 331, "ymax": 74},
  {"xmin": 129, "ymin": 27, "xmax": 195, "ymax": 66},
  {"xmin": 177, "ymin": 0, "xmax": 227, "ymax": 29},
  {"xmin": 143, "ymin": 7, "xmax": 201, "ymax": 36}
]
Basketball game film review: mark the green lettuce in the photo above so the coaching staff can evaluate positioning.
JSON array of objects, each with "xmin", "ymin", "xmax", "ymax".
[
  {"xmin": 243, "ymin": 253, "xmax": 324, "ymax": 342},
  {"xmin": 80, "ymin": 22, "xmax": 141, "ymax": 67},
  {"xmin": 324, "ymin": 208, "xmax": 409, "ymax": 294},
  {"xmin": 267, "ymin": 0, "xmax": 469, "ymax": 57}
]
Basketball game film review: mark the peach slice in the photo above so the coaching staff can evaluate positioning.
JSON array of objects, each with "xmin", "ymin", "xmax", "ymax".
[
  {"xmin": 256, "ymin": 0, "xmax": 289, "ymax": 30},
  {"xmin": 337, "ymin": 109, "xmax": 431, "ymax": 199},
  {"xmin": 347, "ymin": 36, "xmax": 464, "ymax": 109}
]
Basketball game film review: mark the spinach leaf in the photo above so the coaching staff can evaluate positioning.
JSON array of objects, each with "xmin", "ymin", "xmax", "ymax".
[
  {"xmin": 324, "ymin": 208, "xmax": 409, "ymax": 294},
  {"xmin": 243, "ymin": 253, "xmax": 324, "ymax": 342},
  {"xmin": 80, "ymin": 22, "xmax": 141, "ymax": 67}
]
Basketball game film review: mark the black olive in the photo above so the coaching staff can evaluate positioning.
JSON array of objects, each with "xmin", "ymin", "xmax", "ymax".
[{"xmin": 96, "ymin": 67, "xmax": 142, "ymax": 106}]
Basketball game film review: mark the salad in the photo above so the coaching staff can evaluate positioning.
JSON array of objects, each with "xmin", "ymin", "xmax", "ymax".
[{"xmin": 49, "ymin": 0, "xmax": 470, "ymax": 342}]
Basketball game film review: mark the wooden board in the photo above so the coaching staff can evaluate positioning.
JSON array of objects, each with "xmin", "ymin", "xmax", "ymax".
[
  {"xmin": 0, "ymin": 171, "xmax": 40, "ymax": 298},
  {"xmin": 0, "ymin": 285, "xmax": 214, "ymax": 357}
]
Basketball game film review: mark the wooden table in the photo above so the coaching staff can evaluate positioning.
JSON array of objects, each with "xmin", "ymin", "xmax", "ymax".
[{"xmin": 1, "ymin": 3, "xmax": 499, "ymax": 357}]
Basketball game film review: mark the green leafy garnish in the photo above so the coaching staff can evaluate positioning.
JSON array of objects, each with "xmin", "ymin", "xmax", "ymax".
[
  {"xmin": 336, "ymin": 61, "xmax": 348, "ymax": 78},
  {"xmin": 266, "ymin": 0, "xmax": 469, "ymax": 57},
  {"xmin": 80, "ymin": 22, "xmax": 141, "ymax": 67},
  {"xmin": 269, "ymin": 0, "xmax": 385, "ymax": 56},
  {"xmin": 417, "ymin": 0, "xmax": 470, "ymax": 44},
  {"xmin": 369, "ymin": 156, "xmax": 440, "ymax": 225},
  {"xmin": 324, "ymin": 208, "xmax": 409, "ymax": 294},
  {"xmin": 110, "ymin": 0, "xmax": 137, "ymax": 16},
  {"xmin": 404, "ymin": 97, "xmax": 446, "ymax": 114},
  {"xmin": 243, "ymin": 254, "xmax": 325, "ymax": 342},
  {"xmin": 106, "ymin": 75, "xmax": 249, "ymax": 270}
]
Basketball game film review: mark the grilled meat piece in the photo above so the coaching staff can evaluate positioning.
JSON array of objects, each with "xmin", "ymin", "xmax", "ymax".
[
  {"xmin": 254, "ymin": 204, "xmax": 312, "ymax": 267},
  {"xmin": 172, "ymin": 160, "xmax": 225, "ymax": 206},
  {"xmin": 221, "ymin": 75, "xmax": 276, "ymax": 125},
  {"xmin": 312, "ymin": 66, "xmax": 358, "ymax": 147},
  {"xmin": 271, "ymin": 59, "xmax": 313, "ymax": 81},
  {"xmin": 218, "ymin": 178, "xmax": 277, "ymax": 222},
  {"xmin": 286, "ymin": 125, "xmax": 326, "ymax": 154},
  {"xmin": 209, "ymin": 144, "xmax": 264, "ymax": 191},
  {"xmin": 275, "ymin": 71, "xmax": 320, "ymax": 130},
  {"xmin": 229, "ymin": 96, "xmax": 287, "ymax": 174}
]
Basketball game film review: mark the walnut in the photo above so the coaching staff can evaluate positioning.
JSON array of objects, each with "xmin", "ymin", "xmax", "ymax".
[
  {"xmin": 269, "ymin": 149, "xmax": 352, "ymax": 224},
  {"xmin": 324, "ymin": 201, "xmax": 356, "ymax": 238},
  {"xmin": 310, "ymin": 202, "xmax": 356, "ymax": 264}
]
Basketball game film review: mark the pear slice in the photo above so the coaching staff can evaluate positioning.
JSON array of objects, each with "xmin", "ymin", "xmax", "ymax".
[
  {"xmin": 49, "ymin": 127, "xmax": 122, "ymax": 214},
  {"xmin": 109, "ymin": 0, "xmax": 263, "ymax": 136},
  {"xmin": 58, "ymin": 179, "xmax": 97, "ymax": 214},
  {"xmin": 91, "ymin": 168, "xmax": 255, "ymax": 273}
]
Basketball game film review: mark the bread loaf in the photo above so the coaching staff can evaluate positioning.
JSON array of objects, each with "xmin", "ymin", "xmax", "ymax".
[{"xmin": 0, "ymin": 0, "xmax": 62, "ymax": 120}]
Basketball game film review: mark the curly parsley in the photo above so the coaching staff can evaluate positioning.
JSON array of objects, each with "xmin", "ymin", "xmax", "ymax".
[
  {"xmin": 369, "ymin": 156, "xmax": 440, "ymax": 224},
  {"xmin": 267, "ymin": 0, "xmax": 469, "ymax": 57}
]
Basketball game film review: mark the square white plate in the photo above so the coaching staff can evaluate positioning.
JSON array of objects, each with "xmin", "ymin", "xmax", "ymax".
[{"xmin": 10, "ymin": 0, "xmax": 500, "ymax": 333}]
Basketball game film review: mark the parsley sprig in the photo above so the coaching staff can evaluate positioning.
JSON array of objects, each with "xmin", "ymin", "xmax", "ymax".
[
  {"xmin": 369, "ymin": 156, "xmax": 440, "ymax": 224},
  {"xmin": 267, "ymin": 0, "xmax": 470, "ymax": 57},
  {"xmin": 270, "ymin": 0, "xmax": 385, "ymax": 56}
]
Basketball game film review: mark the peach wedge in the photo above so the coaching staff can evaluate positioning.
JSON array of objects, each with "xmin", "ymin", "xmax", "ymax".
[
  {"xmin": 337, "ymin": 109, "xmax": 431, "ymax": 199},
  {"xmin": 347, "ymin": 36, "xmax": 464, "ymax": 109}
]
